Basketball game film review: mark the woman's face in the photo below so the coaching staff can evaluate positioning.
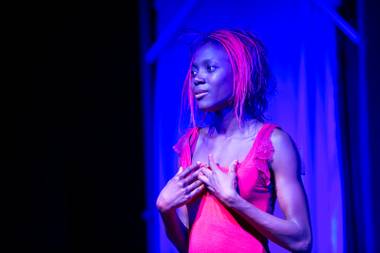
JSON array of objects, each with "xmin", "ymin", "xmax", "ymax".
[{"xmin": 191, "ymin": 42, "xmax": 234, "ymax": 112}]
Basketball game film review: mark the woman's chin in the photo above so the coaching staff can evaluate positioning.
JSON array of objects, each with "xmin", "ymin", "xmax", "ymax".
[
  {"xmin": 196, "ymin": 103, "xmax": 222, "ymax": 113},
  {"xmin": 195, "ymin": 95, "xmax": 232, "ymax": 112},
  {"xmin": 196, "ymin": 101, "xmax": 213, "ymax": 111}
]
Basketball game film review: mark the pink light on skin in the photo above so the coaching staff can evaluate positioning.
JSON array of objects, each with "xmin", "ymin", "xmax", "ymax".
[
  {"xmin": 180, "ymin": 65, "xmax": 196, "ymax": 128},
  {"xmin": 181, "ymin": 29, "xmax": 269, "ymax": 128},
  {"xmin": 209, "ymin": 30, "xmax": 254, "ymax": 126}
]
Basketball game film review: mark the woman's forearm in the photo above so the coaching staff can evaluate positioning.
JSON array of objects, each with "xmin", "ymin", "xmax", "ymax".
[
  {"xmin": 159, "ymin": 208, "xmax": 188, "ymax": 253},
  {"xmin": 224, "ymin": 195, "xmax": 311, "ymax": 252}
]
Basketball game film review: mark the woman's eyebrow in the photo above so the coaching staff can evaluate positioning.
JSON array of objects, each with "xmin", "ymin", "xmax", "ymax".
[{"xmin": 193, "ymin": 59, "xmax": 216, "ymax": 67}]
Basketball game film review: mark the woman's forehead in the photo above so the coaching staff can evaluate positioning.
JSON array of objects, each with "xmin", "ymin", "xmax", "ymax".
[{"xmin": 192, "ymin": 42, "xmax": 229, "ymax": 64}]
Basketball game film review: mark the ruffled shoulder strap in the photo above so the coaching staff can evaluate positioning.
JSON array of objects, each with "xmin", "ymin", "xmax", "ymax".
[
  {"xmin": 241, "ymin": 123, "xmax": 279, "ymax": 189},
  {"xmin": 242, "ymin": 123, "xmax": 279, "ymax": 165},
  {"xmin": 172, "ymin": 127, "xmax": 199, "ymax": 167},
  {"xmin": 253, "ymin": 123, "xmax": 278, "ymax": 161}
]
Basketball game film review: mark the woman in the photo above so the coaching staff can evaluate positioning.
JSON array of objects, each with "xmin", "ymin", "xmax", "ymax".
[{"xmin": 156, "ymin": 29, "xmax": 312, "ymax": 252}]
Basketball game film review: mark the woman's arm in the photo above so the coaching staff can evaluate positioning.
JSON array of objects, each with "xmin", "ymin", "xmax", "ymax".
[
  {"xmin": 157, "ymin": 206, "xmax": 189, "ymax": 253},
  {"xmin": 156, "ymin": 163, "xmax": 204, "ymax": 253},
  {"xmin": 198, "ymin": 129, "xmax": 312, "ymax": 252}
]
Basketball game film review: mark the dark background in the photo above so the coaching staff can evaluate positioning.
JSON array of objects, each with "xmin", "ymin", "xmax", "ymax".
[
  {"xmin": 9, "ymin": 1, "xmax": 146, "ymax": 252},
  {"xmin": 338, "ymin": 0, "xmax": 380, "ymax": 252},
  {"xmin": 5, "ymin": 0, "xmax": 380, "ymax": 252}
]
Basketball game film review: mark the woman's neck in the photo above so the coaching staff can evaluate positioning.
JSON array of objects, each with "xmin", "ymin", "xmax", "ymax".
[{"xmin": 208, "ymin": 107, "xmax": 258, "ymax": 138}]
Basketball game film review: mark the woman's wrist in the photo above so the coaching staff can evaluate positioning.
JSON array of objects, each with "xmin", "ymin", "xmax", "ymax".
[{"xmin": 221, "ymin": 191, "xmax": 241, "ymax": 208}]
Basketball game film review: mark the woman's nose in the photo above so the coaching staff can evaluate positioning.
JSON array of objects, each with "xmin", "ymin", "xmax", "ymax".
[{"xmin": 193, "ymin": 75, "xmax": 206, "ymax": 85}]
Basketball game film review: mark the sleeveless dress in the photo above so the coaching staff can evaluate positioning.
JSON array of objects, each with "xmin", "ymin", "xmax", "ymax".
[{"xmin": 173, "ymin": 123, "xmax": 278, "ymax": 253}]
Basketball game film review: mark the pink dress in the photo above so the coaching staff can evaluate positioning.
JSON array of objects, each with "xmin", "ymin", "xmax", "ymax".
[{"xmin": 173, "ymin": 123, "xmax": 278, "ymax": 253}]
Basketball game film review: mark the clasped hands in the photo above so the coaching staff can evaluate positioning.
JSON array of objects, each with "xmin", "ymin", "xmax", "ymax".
[{"xmin": 156, "ymin": 154, "xmax": 239, "ymax": 213}]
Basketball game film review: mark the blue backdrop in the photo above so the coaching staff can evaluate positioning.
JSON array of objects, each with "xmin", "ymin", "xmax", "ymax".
[{"xmin": 144, "ymin": 1, "xmax": 346, "ymax": 252}]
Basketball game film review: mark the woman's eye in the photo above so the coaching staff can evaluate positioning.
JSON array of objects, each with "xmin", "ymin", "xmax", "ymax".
[
  {"xmin": 191, "ymin": 70, "xmax": 197, "ymax": 76},
  {"xmin": 207, "ymin": 66, "xmax": 216, "ymax": 72}
]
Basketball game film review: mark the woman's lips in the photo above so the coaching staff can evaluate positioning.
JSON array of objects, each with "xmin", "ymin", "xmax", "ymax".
[{"xmin": 194, "ymin": 91, "xmax": 208, "ymax": 99}]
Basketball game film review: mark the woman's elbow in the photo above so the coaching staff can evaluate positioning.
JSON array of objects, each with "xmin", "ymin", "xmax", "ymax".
[{"xmin": 291, "ymin": 234, "xmax": 312, "ymax": 252}]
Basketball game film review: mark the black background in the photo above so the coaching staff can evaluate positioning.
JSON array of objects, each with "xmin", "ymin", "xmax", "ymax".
[
  {"xmin": 6, "ymin": 0, "xmax": 380, "ymax": 252},
  {"xmin": 8, "ymin": 1, "xmax": 146, "ymax": 252}
]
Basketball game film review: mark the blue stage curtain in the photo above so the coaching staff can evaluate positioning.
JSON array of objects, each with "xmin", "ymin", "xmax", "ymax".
[{"xmin": 146, "ymin": 1, "xmax": 344, "ymax": 252}]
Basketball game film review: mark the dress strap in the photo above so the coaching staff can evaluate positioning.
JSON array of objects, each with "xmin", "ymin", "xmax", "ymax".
[
  {"xmin": 172, "ymin": 127, "xmax": 199, "ymax": 168},
  {"xmin": 244, "ymin": 123, "xmax": 278, "ymax": 163},
  {"xmin": 257, "ymin": 124, "xmax": 278, "ymax": 143}
]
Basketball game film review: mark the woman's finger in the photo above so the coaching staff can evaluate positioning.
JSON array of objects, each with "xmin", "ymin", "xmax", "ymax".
[
  {"xmin": 198, "ymin": 175, "xmax": 214, "ymax": 193},
  {"xmin": 188, "ymin": 184, "xmax": 205, "ymax": 198},
  {"xmin": 178, "ymin": 162, "xmax": 201, "ymax": 179},
  {"xmin": 185, "ymin": 179, "xmax": 203, "ymax": 193},
  {"xmin": 200, "ymin": 167, "xmax": 212, "ymax": 177},
  {"xmin": 183, "ymin": 169, "xmax": 202, "ymax": 185},
  {"xmin": 198, "ymin": 173, "xmax": 210, "ymax": 186},
  {"xmin": 175, "ymin": 166, "xmax": 184, "ymax": 175},
  {"xmin": 228, "ymin": 160, "xmax": 238, "ymax": 175}
]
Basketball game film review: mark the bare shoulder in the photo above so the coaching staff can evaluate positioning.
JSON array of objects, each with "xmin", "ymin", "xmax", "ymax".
[
  {"xmin": 269, "ymin": 127, "xmax": 299, "ymax": 173},
  {"xmin": 270, "ymin": 127, "xmax": 294, "ymax": 150}
]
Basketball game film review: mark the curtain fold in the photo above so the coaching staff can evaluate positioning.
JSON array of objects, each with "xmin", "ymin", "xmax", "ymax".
[{"xmin": 149, "ymin": 1, "xmax": 344, "ymax": 252}]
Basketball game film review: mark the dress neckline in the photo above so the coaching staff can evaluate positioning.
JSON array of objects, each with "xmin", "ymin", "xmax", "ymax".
[{"xmin": 189, "ymin": 123, "xmax": 269, "ymax": 169}]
